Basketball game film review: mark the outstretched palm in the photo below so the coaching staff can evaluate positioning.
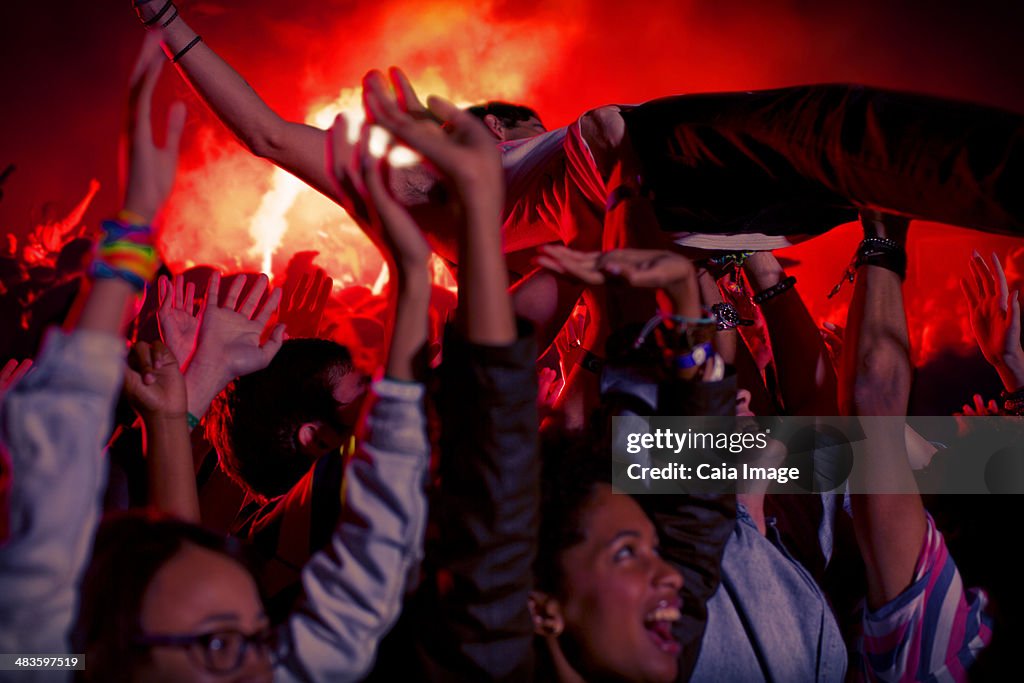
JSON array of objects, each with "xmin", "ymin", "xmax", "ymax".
[
  {"xmin": 190, "ymin": 272, "xmax": 284, "ymax": 384},
  {"xmin": 962, "ymin": 250, "xmax": 1024, "ymax": 370}
]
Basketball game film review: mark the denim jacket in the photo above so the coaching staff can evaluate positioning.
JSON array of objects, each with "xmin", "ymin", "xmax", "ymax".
[{"xmin": 690, "ymin": 504, "xmax": 847, "ymax": 683}]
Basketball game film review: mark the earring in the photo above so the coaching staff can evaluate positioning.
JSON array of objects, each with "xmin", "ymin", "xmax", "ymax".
[{"xmin": 542, "ymin": 621, "xmax": 563, "ymax": 637}]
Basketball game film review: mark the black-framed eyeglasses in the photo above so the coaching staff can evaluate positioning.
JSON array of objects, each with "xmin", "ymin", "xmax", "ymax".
[{"xmin": 134, "ymin": 627, "xmax": 285, "ymax": 674}]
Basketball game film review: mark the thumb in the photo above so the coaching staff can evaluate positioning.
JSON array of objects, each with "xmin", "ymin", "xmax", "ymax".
[{"xmin": 261, "ymin": 324, "xmax": 286, "ymax": 360}]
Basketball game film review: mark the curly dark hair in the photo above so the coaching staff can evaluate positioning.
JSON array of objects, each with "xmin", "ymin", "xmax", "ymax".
[
  {"xmin": 206, "ymin": 338, "xmax": 354, "ymax": 502},
  {"xmin": 534, "ymin": 431, "xmax": 611, "ymax": 595}
]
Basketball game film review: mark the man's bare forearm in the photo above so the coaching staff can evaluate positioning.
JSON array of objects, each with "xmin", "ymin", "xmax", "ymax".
[{"xmin": 160, "ymin": 17, "xmax": 340, "ymax": 202}]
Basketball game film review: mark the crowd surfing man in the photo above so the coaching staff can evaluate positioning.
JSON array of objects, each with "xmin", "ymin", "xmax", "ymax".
[{"xmin": 133, "ymin": 0, "xmax": 1022, "ymax": 268}]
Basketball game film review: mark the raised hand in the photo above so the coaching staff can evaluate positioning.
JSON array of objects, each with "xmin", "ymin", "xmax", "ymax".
[
  {"xmin": 361, "ymin": 68, "xmax": 503, "ymax": 220},
  {"xmin": 0, "ymin": 358, "xmax": 33, "ymax": 400},
  {"xmin": 189, "ymin": 272, "xmax": 285, "ymax": 385},
  {"xmin": 820, "ymin": 321, "xmax": 845, "ymax": 370},
  {"xmin": 537, "ymin": 245, "xmax": 698, "ymax": 314},
  {"xmin": 962, "ymin": 250, "xmax": 1024, "ymax": 391},
  {"xmin": 278, "ymin": 268, "xmax": 333, "ymax": 338},
  {"xmin": 157, "ymin": 273, "xmax": 199, "ymax": 368},
  {"xmin": 123, "ymin": 32, "xmax": 187, "ymax": 223},
  {"xmin": 123, "ymin": 340, "xmax": 187, "ymax": 420},
  {"xmin": 352, "ymin": 121, "xmax": 433, "ymax": 272},
  {"xmin": 956, "ymin": 393, "xmax": 1002, "ymax": 417}
]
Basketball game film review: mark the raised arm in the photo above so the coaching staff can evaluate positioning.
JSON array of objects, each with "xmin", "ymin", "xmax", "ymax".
[
  {"xmin": 363, "ymin": 68, "xmax": 541, "ymax": 680},
  {"xmin": 840, "ymin": 212, "xmax": 924, "ymax": 608},
  {"xmin": 0, "ymin": 36, "xmax": 180, "ymax": 657},
  {"xmin": 274, "ymin": 75, "xmax": 438, "ymax": 682},
  {"xmin": 131, "ymin": 1, "xmax": 343, "ymax": 205},
  {"xmin": 122, "ymin": 340, "xmax": 198, "ymax": 521},
  {"xmin": 744, "ymin": 250, "xmax": 839, "ymax": 415}
]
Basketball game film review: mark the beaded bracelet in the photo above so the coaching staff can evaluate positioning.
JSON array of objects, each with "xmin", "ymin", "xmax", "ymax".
[
  {"xmin": 87, "ymin": 219, "xmax": 160, "ymax": 291},
  {"xmin": 753, "ymin": 275, "xmax": 797, "ymax": 305}
]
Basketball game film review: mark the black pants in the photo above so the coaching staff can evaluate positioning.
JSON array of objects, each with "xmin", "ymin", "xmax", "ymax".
[{"xmin": 623, "ymin": 84, "xmax": 1023, "ymax": 236}]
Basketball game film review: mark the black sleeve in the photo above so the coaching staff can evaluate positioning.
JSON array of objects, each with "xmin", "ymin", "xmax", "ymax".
[{"xmin": 415, "ymin": 321, "xmax": 540, "ymax": 682}]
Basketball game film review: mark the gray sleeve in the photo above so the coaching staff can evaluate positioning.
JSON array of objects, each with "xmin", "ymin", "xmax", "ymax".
[
  {"xmin": 276, "ymin": 378, "xmax": 429, "ymax": 683},
  {"xmin": 0, "ymin": 328, "xmax": 125, "ymax": 675}
]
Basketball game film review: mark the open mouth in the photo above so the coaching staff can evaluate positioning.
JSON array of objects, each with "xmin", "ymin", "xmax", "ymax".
[{"xmin": 643, "ymin": 601, "xmax": 682, "ymax": 654}]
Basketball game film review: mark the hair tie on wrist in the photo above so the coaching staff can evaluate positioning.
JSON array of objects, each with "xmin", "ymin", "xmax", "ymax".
[
  {"xmin": 172, "ymin": 35, "xmax": 203, "ymax": 63},
  {"xmin": 142, "ymin": 0, "xmax": 175, "ymax": 26},
  {"xmin": 186, "ymin": 412, "xmax": 201, "ymax": 431}
]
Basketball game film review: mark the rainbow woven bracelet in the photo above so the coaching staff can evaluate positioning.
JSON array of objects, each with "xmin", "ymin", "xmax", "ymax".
[{"xmin": 87, "ymin": 219, "xmax": 161, "ymax": 291}]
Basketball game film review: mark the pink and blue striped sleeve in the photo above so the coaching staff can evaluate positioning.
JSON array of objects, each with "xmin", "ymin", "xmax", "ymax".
[{"xmin": 855, "ymin": 514, "xmax": 993, "ymax": 682}]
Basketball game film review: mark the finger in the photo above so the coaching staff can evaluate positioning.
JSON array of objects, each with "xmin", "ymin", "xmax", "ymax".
[
  {"xmin": 205, "ymin": 271, "xmax": 221, "ymax": 311},
  {"xmin": 362, "ymin": 70, "xmax": 396, "ymax": 127},
  {"xmin": 239, "ymin": 274, "xmax": 269, "ymax": 318},
  {"xmin": 150, "ymin": 340, "xmax": 178, "ymax": 369},
  {"xmin": 174, "ymin": 272, "xmax": 185, "ymax": 310},
  {"xmin": 988, "ymin": 399, "xmax": 1000, "ymax": 414},
  {"xmin": 10, "ymin": 359, "xmax": 32, "ymax": 384},
  {"xmin": 255, "ymin": 286, "xmax": 283, "ymax": 328},
  {"xmin": 1, "ymin": 358, "xmax": 16, "ymax": 382},
  {"xmin": 992, "ymin": 251, "xmax": 1009, "ymax": 308},
  {"xmin": 129, "ymin": 32, "xmax": 164, "ymax": 86},
  {"xmin": 134, "ymin": 53, "xmax": 164, "ymax": 146},
  {"xmin": 128, "ymin": 341, "xmax": 154, "ymax": 382},
  {"xmin": 222, "ymin": 274, "xmax": 246, "ymax": 310},
  {"xmin": 261, "ymin": 324, "xmax": 286, "ymax": 362},
  {"xmin": 535, "ymin": 255, "xmax": 567, "ymax": 274},
  {"xmin": 315, "ymin": 275, "xmax": 333, "ymax": 314},
  {"xmin": 294, "ymin": 273, "xmax": 310, "ymax": 308},
  {"xmin": 960, "ymin": 277, "xmax": 978, "ymax": 308},
  {"xmin": 307, "ymin": 270, "xmax": 327, "ymax": 309},
  {"xmin": 547, "ymin": 256, "xmax": 605, "ymax": 286},
  {"xmin": 1010, "ymin": 290, "xmax": 1021, "ymax": 342},
  {"xmin": 974, "ymin": 393, "xmax": 985, "ymax": 414},
  {"xmin": 427, "ymin": 94, "xmax": 495, "ymax": 144},
  {"xmin": 389, "ymin": 67, "xmax": 426, "ymax": 113},
  {"xmin": 184, "ymin": 281, "xmax": 196, "ymax": 316},
  {"xmin": 158, "ymin": 275, "xmax": 171, "ymax": 309},
  {"xmin": 163, "ymin": 101, "xmax": 187, "ymax": 156},
  {"xmin": 972, "ymin": 250, "xmax": 993, "ymax": 297}
]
